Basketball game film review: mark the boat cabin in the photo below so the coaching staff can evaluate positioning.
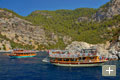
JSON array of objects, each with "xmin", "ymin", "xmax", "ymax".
[
  {"xmin": 49, "ymin": 49, "xmax": 101, "ymax": 63},
  {"xmin": 11, "ymin": 49, "xmax": 36, "ymax": 56}
]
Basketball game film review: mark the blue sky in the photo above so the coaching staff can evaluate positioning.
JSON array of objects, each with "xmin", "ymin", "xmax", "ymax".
[{"xmin": 0, "ymin": 0, "xmax": 110, "ymax": 16}]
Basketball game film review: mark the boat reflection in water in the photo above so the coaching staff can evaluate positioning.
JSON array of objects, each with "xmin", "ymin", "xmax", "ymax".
[
  {"xmin": 8, "ymin": 49, "xmax": 37, "ymax": 58},
  {"xmin": 49, "ymin": 49, "xmax": 108, "ymax": 67}
]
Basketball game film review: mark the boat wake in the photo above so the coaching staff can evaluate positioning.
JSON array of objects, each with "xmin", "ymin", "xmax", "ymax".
[{"xmin": 42, "ymin": 57, "xmax": 49, "ymax": 63}]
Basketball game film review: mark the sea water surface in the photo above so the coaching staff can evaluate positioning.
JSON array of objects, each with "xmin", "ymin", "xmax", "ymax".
[{"xmin": 0, "ymin": 52, "xmax": 120, "ymax": 80}]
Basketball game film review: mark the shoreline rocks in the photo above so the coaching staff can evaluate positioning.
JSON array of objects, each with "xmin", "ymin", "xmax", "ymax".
[{"xmin": 65, "ymin": 41, "xmax": 120, "ymax": 60}]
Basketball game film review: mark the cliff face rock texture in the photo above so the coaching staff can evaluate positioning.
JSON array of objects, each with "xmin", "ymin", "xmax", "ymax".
[
  {"xmin": 0, "ymin": 38, "xmax": 12, "ymax": 50},
  {"xmin": 65, "ymin": 41, "xmax": 109, "ymax": 56},
  {"xmin": 0, "ymin": 10, "xmax": 47, "ymax": 45},
  {"xmin": 78, "ymin": 17, "xmax": 88, "ymax": 22},
  {"xmin": 93, "ymin": 0, "xmax": 120, "ymax": 21},
  {"xmin": 0, "ymin": 9, "xmax": 72, "ymax": 49},
  {"xmin": 0, "ymin": 0, "xmax": 119, "ymax": 50},
  {"xmin": 65, "ymin": 37, "xmax": 120, "ymax": 59}
]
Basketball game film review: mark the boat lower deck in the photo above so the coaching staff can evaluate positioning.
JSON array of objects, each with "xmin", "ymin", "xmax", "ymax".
[{"xmin": 9, "ymin": 55, "xmax": 36, "ymax": 58}]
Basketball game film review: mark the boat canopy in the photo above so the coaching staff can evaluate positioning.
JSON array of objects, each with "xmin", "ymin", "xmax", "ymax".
[
  {"xmin": 49, "ymin": 49, "xmax": 97, "ymax": 58},
  {"xmin": 13, "ymin": 50, "xmax": 36, "ymax": 53},
  {"xmin": 81, "ymin": 49, "xmax": 97, "ymax": 54}
]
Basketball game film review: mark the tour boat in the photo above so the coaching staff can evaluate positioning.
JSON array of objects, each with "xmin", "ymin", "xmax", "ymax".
[
  {"xmin": 48, "ymin": 49, "xmax": 108, "ymax": 67},
  {"xmin": 8, "ymin": 49, "xmax": 37, "ymax": 58}
]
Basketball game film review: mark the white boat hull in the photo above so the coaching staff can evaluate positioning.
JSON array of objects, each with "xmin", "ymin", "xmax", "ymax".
[{"xmin": 51, "ymin": 62, "xmax": 104, "ymax": 67}]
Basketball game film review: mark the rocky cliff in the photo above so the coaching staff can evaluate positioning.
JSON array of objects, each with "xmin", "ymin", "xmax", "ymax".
[
  {"xmin": 65, "ymin": 38, "xmax": 120, "ymax": 59},
  {"xmin": 0, "ymin": 0, "xmax": 120, "ymax": 50},
  {"xmin": 0, "ymin": 9, "xmax": 72, "ymax": 50},
  {"xmin": 0, "ymin": 9, "xmax": 46, "ymax": 49},
  {"xmin": 93, "ymin": 0, "xmax": 120, "ymax": 21}
]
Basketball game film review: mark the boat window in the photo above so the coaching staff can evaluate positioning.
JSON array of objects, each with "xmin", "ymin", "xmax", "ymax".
[
  {"xmin": 57, "ymin": 58, "xmax": 62, "ymax": 61},
  {"xmin": 85, "ymin": 50, "xmax": 89, "ymax": 53},
  {"xmin": 70, "ymin": 58, "xmax": 74, "ymax": 61},
  {"xmin": 92, "ymin": 50, "xmax": 97, "ymax": 53},
  {"xmin": 90, "ymin": 57, "xmax": 94, "ymax": 59},
  {"xmin": 82, "ymin": 57, "xmax": 86, "ymax": 60},
  {"xmin": 81, "ymin": 50, "xmax": 85, "ymax": 53},
  {"xmin": 51, "ymin": 58, "xmax": 55, "ymax": 61},
  {"xmin": 91, "ymin": 51, "xmax": 94, "ymax": 53},
  {"xmin": 79, "ymin": 57, "xmax": 82, "ymax": 60},
  {"xmin": 70, "ymin": 58, "xmax": 77, "ymax": 61},
  {"xmin": 63, "ymin": 59, "xmax": 69, "ymax": 61},
  {"xmin": 89, "ymin": 50, "xmax": 91, "ymax": 53},
  {"xmin": 74, "ymin": 59, "xmax": 77, "ymax": 61}
]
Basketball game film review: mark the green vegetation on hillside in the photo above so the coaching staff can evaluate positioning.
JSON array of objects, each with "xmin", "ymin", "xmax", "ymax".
[
  {"xmin": 0, "ymin": 8, "xmax": 23, "ymax": 18},
  {"xmin": 0, "ymin": 7, "xmax": 119, "ymax": 50},
  {"xmin": 24, "ymin": 8, "xmax": 119, "ymax": 45},
  {"xmin": 37, "ymin": 39, "xmax": 66, "ymax": 50}
]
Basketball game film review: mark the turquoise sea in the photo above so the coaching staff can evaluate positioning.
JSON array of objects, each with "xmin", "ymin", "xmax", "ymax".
[{"xmin": 0, "ymin": 52, "xmax": 120, "ymax": 80}]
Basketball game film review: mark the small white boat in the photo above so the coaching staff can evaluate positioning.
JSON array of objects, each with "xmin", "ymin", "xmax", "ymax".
[{"xmin": 42, "ymin": 57, "xmax": 49, "ymax": 63}]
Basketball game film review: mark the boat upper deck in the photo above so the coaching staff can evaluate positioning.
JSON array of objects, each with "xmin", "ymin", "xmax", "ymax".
[
  {"xmin": 49, "ymin": 49, "xmax": 98, "ymax": 58},
  {"xmin": 13, "ymin": 49, "xmax": 36, "ymax": 54}
]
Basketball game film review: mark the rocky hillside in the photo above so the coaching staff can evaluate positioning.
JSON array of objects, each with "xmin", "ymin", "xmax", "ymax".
[
  {"xmin": 65, "ymin": 0, "xmax": 120, "ymax": 58},
  {"xmin": 93, "ymin": 0, "xmax": 120, "ymax": 21},
  {"xmin": 0, "ymin": 0, "xmax": 120, "ymax": 50},
  {"xmin": 0, "ymin": 9, "xmax": 44, "ymax": 50},
  {"xmin": 0, "ymin": 9, "xmax": 72, "ymax": 50},
  {"xmin": 65, "ymin": 38, "xmax": 120, "ymax": 59}
]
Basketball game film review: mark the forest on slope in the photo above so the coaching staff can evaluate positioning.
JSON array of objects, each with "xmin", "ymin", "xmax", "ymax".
[
  {"xmin": 24, "ymin": 7, "xmax": 119, "ymax": 44},
  {"xmin": 0, "ymin": 0, "xmax": 120, "ymax": 50}
]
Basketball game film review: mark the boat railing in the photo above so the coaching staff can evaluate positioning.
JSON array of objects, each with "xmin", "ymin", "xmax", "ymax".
[
  {"xmin": 13, "ymin": 50, "xmax": 36, "ymax": 53},
  {"xmin": 49, "ymin": 54, "xmax": 78, "ymax": 58},
  {"xmin": 49, "ymin": 53, "xmax": 97, "ymax": 58},
  {"xmin": 49, "ymin": 50, "xmax": 98, "ymax": 58}
]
